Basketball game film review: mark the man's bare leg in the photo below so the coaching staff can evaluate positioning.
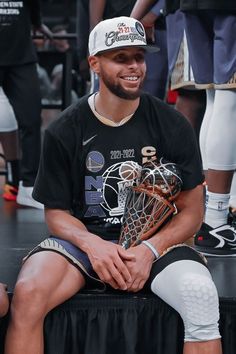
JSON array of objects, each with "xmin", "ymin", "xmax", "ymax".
[
  {"xmin": 0, "ymin": 283, "xmax": 9, "ymax": 317},
  {"xmin": 5, "ymin": 251, "xmax": 85, "ymax": 354}
]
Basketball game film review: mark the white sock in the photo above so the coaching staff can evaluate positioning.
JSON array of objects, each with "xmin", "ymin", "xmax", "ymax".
[{"xmin": 205, "ymin": 191, "xmax": 230, "ymax": 228}]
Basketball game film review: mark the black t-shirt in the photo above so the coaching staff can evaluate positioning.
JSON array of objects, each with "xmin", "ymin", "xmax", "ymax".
[
  {"xmin": 165, "ymin": 0, "xmax": 236, "ymax": 13},
  {"xmin": 33, "ymin": 93, "xmax": 204, "ymax": 240},
  {"xmin": 180, "ymin": 0, "xmax": 236, "ymax": 11},
  {"xmin": 0, "ymin": 0, "xmax": 41, "ymax": 66},
  {"xmin": 103, "ymin": 0, "xmax": 136, "ymax": 18}
]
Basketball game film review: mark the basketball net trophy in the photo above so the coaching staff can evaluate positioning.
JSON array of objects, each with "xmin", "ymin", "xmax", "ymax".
[{"xmin": 119, "ymin": 158, "xmax": 183, "ymax": 249}]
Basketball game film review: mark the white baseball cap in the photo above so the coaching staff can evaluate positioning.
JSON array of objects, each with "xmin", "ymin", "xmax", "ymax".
[{"xmin": 88, "ymin": 16, "xmax": 159, "ymax": 56}]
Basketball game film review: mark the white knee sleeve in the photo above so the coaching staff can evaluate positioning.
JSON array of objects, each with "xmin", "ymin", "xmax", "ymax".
[
  {"xmin": 0, "ymin": 87, "xmax": 18, "ymax": 132},
  {"xmin": 205, "ymin": 90, "xmax": 236, "ymax": 170},
  {"xmin": 199, "ymin": 89, "xmax": 215, "ymax": 170},
  {"xmin": 151, "ymin": 260, "xmax": 221, "ymax": 342}
]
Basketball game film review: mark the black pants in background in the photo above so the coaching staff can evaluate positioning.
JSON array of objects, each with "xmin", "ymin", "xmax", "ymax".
[{"xmin": 0, "ymin": 63, "xmax": 41, "ymax": 186}]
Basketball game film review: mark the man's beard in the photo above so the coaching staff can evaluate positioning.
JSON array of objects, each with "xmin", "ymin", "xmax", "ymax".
[{"xmin": 100, "ymin": 71, "xmax": 144, "ymax": 100}]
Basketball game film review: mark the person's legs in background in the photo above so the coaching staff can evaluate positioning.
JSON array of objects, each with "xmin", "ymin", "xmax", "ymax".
[
  {"xmin": 143, "ymin": 26, "xmax": 168, "ymax": 100},
  {"xmin": 165, "ymin": 10, "xmax": 206, "ymax": 140},
  {"xmin": 175, "ymin": 88, "xmax": 206, "ymax": 140},
  {"xmin": 202, "ymin": 89, "xmax": 236, "ymax": 229},
  {"xmin": 0, "ymin": 85, "xmax": 20, "ymax": 201},
  {"xmin": 185, "ymin": 12, "xmax": 236, "ymax": 254},
  {"xmin": 3, "ymin": 64, "xmax": 43, "ymax": 209},
  {"xmin": 199, "ymin": 89, "xmax": 215, "ymax": 169}
]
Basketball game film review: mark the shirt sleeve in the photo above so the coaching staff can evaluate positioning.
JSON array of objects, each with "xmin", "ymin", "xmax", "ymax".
[{"xmin": 32, "ymin": 128, "xmax": 74, "ymax": 209}]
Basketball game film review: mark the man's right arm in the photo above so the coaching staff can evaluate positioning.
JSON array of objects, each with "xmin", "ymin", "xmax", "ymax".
[{"xmin": 45, "ymin": 208, "xmax": 135, "ymax": 290}]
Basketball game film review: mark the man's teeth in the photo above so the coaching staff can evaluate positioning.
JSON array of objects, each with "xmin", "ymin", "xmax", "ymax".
[{"xmin": 123, "ymin": 76, "xmax": 138, "ymax": 81}]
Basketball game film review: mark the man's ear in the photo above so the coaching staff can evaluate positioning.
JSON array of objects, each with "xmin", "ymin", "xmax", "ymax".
[{"xmin": 88, "ymin": 55, "xmax": 100, "ymax": 74}]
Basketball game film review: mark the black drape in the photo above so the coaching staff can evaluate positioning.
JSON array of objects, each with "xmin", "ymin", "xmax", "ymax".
[
  {"xmin": 44, "ymin": 292, "xmax": 184, "ymax": 354},
  {"xmin": 1, "ymin": 293, "xmax": 236, "ymax": 354}
]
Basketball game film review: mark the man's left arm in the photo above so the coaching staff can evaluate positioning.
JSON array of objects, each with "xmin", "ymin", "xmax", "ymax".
[
  {"xmin": 28, "ymin": 0, "xmax": 42, "ymax": 28},
  {"xmin": 130, "ymin": 0, "xmax": 157, "ymax": 19},
  {"xmin": 28, "ymin": 0, "xmax": 52, "ymax": 39},
  {"xmin": 125, "ymin": 184, "xmax": 204, "ymax": 292},
  {"xmin": 149, "ymin": 184, "xmax": 204, "ymax": 255},
  {"xmin": 89, "ymin": 0, "xmax": 106, "ymax": 30},
  {"xmin": 131, "ymin": 1, "xmax": 165, "ymax": 44}
]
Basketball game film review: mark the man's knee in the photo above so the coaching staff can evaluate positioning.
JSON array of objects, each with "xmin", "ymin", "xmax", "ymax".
[
  {"xmin": 151, "ymin": 259, "xmax": 221, "ymax": 342},
  {"xmin": 11, "ymin": 279, "xmax": 48, "ymax": 321},
  {"xmin": 180, "ymin": 273, "xmax": 221, "ymax": 342}
]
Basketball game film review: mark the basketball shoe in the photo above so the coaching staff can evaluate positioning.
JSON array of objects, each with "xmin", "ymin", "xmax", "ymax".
[
  {"xmin": 16, "ymin": 181, "xmax": 43, "ymax": 209},
  {"xmin": 2, "ymin": 184, "xmax": 18, "ymax": 201},
  {"xmin": 194, "ymin": 222, "xmax": 236, "ymax": 256}
]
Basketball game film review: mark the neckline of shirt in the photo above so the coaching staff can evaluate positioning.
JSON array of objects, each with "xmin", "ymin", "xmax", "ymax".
[{"xmin": 88, "ymin": 93, "xmax": 134, "ymax": 127}]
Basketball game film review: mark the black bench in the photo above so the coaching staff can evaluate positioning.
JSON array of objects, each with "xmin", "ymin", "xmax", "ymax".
[{"xmin": 1, "ymin": 291, "xmax": 236, "ymax": 354}]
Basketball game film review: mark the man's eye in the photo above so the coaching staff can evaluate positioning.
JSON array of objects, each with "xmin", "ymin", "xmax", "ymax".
[
  {"xmin": 114, "ymin": 56, "xmax": 126, "ymax": 63},
  {"xmin": 135, "ymin": 54, "xmax": 145, "ymax": 63},
  {"xmin": 112, "ymin": 53, "xmax": 145, "ymax": 63}
]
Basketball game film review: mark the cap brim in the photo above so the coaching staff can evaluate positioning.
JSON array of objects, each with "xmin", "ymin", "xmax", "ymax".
[
  {"xmin": 144, "ymin": 44, "xmax": 160, "ymax": 53},
  {"xmin": 92, "ymin": 44, "xmax": 160, "ymax": 56}
]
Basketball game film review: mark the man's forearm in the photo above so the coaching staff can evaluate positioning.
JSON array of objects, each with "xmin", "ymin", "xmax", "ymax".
[
  {"xmin": 149, "ymin": 185, "xmax": 204, "ymax": 255},
  {"xmin": 89, "ymin": 0, "xmax": 106, "ymax": 30},
  {"xmin": 45, "ymin": 209, "xmax": 99, "ymax": 251},
  {"xmin": 130, "ymin": 0, "xmax": 158, "ymax": 19}
]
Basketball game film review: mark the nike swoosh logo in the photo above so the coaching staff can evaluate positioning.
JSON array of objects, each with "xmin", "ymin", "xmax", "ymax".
[
  {"xmin": 82, "ymin": 135, "xmax": 97, "ymax": 146},
  {"xmin": 210, "ymin": 225, "xmax": 236, "ymax": 248}
]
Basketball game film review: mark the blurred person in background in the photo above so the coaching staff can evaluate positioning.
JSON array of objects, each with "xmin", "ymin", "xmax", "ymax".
[
  {"xmin": 0, "ymin": 87, "xmax": 20, "ymax": 201},
  {"xmin": 131, "ymin": 0, "xmax": 169, "ymax": 100},
  {"xmin": 0, "ymin": 0, "xmax": 52, "ymax": 208},
  {"xmin": 131, "ymin": 0, "xmax": 206, "ymax": 139}
]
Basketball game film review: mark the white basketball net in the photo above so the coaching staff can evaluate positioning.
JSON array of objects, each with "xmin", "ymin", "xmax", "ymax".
[
  {"xmin": 119, "ymin": 159, "xmax": 182, "ymax": 249},
  {"xmin": 119, "ymin": 185, "xmax": 175, "ymax": 249}
]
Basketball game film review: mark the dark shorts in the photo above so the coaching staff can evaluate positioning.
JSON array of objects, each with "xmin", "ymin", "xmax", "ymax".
[
  {"xmin": 24, "ymin": 236, "xmax": 207, "ymax": 292},
  {"xmin": 183, "ymin": 11, "xmax": 236, "ymax": 88},
  {"xmin": 166, "ymin": 10, "xmax": 195, "ymax": 90},
  {"xmin": 166, "ymin": 10, "xmax": 236, "ymax": 89}
]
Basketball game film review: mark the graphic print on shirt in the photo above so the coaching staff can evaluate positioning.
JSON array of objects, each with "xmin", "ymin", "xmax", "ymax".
[
  {"xmin": 102, "ymin": 160, "xmax": 141, "ymax": 217},
  {"xmin": 84, "ymin": 146, "xmax": 157, "ymax": 225},
  {"xmin": 0, "ymin": 1, "xmax": 23, "ymax": 26}
]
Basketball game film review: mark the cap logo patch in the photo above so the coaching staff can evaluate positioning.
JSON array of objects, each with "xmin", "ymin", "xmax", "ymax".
[
  {"xmin": 105, "ymin": 22, "xmax": 146, "ymax": 48},
  {"xmin": 135, "ymin": 21, "xmax": 145, "ymax": 37}
]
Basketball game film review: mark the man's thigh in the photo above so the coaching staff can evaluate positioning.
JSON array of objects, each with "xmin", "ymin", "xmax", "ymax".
[{"xmin": 19, "ymin": 250, "xmax": 86, "ymax": 310}]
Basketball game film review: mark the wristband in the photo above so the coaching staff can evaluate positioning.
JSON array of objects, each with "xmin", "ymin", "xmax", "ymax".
[{"xmin": 142, "ymin": 240, "xmax": 160, "ymax": 260}]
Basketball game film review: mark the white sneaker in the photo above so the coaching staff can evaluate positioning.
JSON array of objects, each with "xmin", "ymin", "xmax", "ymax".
[{"xmin": 16, "ymin": 181, "xmax": 44, "ymax": 209}]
